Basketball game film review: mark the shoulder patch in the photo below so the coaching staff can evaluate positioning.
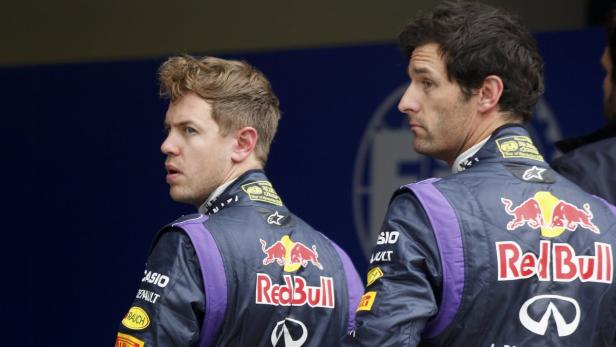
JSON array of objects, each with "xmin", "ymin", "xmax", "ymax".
[
  {"xmin": 366, "ymin": 267, "xmax": 383, "ymax": 287},
  {"xmin": 495, "ymin": 136, "xmax": 544, "ymax": 162},
  {"xmin": 357, "ymin": 291, "xmax": 377, "ymax": 311},
  {"xmin": 241, "ymin": 181, "xmax": 283, "ymax": 206},
  {"xmin": 116, "ymin": 332, "xmax": 144, "ymax": 347},
  {"xmin": 121, "ymin": 306, "xmax": 150, "ymax": 330}
]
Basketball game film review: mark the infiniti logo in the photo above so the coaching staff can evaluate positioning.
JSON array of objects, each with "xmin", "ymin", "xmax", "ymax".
[
  {"xmin": 519, "ymin": 295, "xmax": 580, "ymax": 337},
  {"xmin": 271, "ymin": 318, "xmax": 308, "ymax": 347}
]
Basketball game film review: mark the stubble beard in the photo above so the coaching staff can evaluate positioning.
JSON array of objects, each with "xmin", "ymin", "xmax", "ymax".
[
  {"xmin": 413, "ymin": 102, "xmax": 472, "ymax": 165},
  {"xmin": 169, "ymin": 178, "xmax": 214, "ymax": 208}
]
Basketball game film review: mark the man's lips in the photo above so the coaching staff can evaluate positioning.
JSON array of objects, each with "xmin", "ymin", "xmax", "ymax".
[
  {"xmin": 165, "ymin": 164, "xmax": 182, "ymax": 182},
  {"xmin": 409, "ymin": 121, "xmax": 423, "ymax": 131}
]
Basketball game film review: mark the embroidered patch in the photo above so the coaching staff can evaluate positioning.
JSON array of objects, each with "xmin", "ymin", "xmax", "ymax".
[
  {"xmin": 116, "ymin": 332, "xmax": 144, "ymax": 347},
  {"xmin": 357, "ymin": 291, "xmax": 377, "ymax": 311},
  {"xmin": 503, "ymin": 164, "xmax": 555, "ymax": 184},
  {"xmin": 495, "ymin": 136, "xmax": 544, "ymax": 162},
  {"xmin": 260, "ymin": 235, "xmax": 323, "ymax": 271},
  {"xmin": 241, "ymin": 181, "xmax": 283, "ymax": 206},
  {"xmin": 501, "ymin": 191, "xmax": 599, "ymax": 237},
  {"xmin": 366, "ymin": 267, "xmax": 384, "ymax": 287},
  {"xmin": 121, "ymin": 306, "xmax": 150, "ymax": 330}
]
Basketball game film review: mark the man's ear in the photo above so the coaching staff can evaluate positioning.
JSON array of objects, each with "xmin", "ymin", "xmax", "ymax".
[
  {"xmin": 477, "ymin": 75, "xmax": 504, "ymax": 113},
  {"xmin": 231, "ymin": 126, "xmax": 258, "ymax": 163}
]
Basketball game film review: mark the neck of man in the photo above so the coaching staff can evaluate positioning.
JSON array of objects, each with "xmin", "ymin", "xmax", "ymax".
[
  {"xmin": 446, "ymin": 111, "xmax": 520, "ymax": 167},
  {"xmin": 196, "ymin": 155, "xmax": 263, "ymax": 210}
]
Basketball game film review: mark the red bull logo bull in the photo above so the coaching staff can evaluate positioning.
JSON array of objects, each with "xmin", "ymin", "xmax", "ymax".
[
  {"xmin": 257, "ymin": 236, "xmax": 334, "ymax": 308},
  {"xmin": 260, "ymin": 236, "xmax": 323, "ymax": 271},
  {"xmin": 501, "ymin": 192, "xmax": 600, "ymax": 237}
]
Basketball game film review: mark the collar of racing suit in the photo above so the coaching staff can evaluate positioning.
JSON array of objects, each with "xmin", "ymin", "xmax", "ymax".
[
  {"xmin": 199, "ymin": 169, "xmax": 278, "ymax": 215},
  {"xmin": 198, "ymin": 178, "xmax": 239, "ymax": 214},
  {"xmin": 452, "ymin": 136, "xmax": 490, "ymax": 174},
  {"xmin": 454, "ymin": 123, "xmax": 551, "ymax": 173}
]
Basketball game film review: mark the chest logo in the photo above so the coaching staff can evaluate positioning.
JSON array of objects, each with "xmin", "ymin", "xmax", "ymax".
[
  {"xmin": 519, "ymin": 295, "xmax": 580, "ymax": 337},
  {"xmin": 502, "ymin": 191, "xmax": 599, "ymax": 237},
  {"xmin": 260, "ymin": 236, "xmax": 323, "ymax": 271},
  {"xmin": 271, "ymin": 318, "xmax": 308, "ymax": 347}
]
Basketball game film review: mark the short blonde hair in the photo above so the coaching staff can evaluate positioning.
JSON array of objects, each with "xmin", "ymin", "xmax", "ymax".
[{"xmin": 158, "ymin": 55, "xmax": 281, "ymax": 165}]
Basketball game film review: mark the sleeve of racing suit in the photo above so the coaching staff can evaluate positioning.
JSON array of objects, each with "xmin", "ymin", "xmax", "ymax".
[
  {"xmin": 116, "ymin": 228, "xmax": 205, "ymax": 346},
  {"xmin": 342, "ymin": 190, "xmax": 441, "ymax": 347}
]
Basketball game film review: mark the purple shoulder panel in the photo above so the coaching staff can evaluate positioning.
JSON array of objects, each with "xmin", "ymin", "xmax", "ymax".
[
  {"xmin": 405, "ymin": 178, "xmax": 464, "ymax": 338},
  {"xmin": 173, "ymin": 215, "xmax": 227, "ymax": 347},
  {"xmin": 330, "ymin": 240, "xmax": 363, "ymax": 332}
]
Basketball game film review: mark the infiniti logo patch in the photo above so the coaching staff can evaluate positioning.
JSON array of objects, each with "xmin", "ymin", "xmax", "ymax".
[
  {"xmin": 271, "ymin": 318, "xmax": 308, "ymax": 347},
  {"xmin": 519, "ymin": 295, "xmax": 580, "ymax": 337}
]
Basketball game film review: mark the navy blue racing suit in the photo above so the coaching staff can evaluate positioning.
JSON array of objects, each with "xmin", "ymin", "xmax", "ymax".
[
  {"xmin": 117, "ymin": 170, "xmax": 363, "ymax": 347},
  {"xmin": 343, "ymin": 125, "xmax": 616, "ymax": 347},
  {"xmin": 552, "ymin": 122, "xmax": 616, "ymax": 205}
]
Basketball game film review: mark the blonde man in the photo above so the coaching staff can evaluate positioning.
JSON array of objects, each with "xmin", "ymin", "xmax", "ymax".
[{"xmin": 117, "ymin": 56, "xmax": 362, "ymax": 347}]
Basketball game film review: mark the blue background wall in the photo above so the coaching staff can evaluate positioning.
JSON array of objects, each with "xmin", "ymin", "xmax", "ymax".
[{"xmin": 3, "ymin": 28, "xmax": 605, "ymax": 345}]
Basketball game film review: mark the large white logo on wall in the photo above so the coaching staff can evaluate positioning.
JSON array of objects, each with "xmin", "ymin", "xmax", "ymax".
[{"xmin": 352, "ymin": 84, "xmax": 563, "ymax": 258}]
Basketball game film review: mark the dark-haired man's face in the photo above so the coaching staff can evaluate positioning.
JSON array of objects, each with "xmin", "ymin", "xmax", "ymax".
[
  {"xmin": 601, "ymin": 47, "xmax": 616, "ymax": 122},
  {"xmin": 398, "ymin": 43, "xmax": 479, "ymax": 166}
]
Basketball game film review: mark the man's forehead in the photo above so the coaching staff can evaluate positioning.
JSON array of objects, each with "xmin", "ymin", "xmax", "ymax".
[{"xmin": 408, "ymin": 43, "xmax": 445, "ymax": 74}]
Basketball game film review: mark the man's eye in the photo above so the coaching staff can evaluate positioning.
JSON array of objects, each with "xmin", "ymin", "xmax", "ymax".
[
  {"xmin": 184, "ymin": 127, "xmax": 197, "ymax": 134},
  {"xmin": 422, "ymin": 80, "xmax": 434, "ymax": 89}
]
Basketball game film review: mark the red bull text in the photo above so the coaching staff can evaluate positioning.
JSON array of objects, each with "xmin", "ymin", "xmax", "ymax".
[
  {"xmin": 255, "ymin": 273, "xmax": 335, "ymax": 308},
  {"xmin": 497, "ymin": 241, "xmax": 613, "ymax": 283}
]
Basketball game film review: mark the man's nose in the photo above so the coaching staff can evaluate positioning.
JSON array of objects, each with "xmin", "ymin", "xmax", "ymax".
[
  {"xmin": 398, "ymin": 84, "xmax": 420, "ymax": 115},
  {"xmin": 160, "ymin": 133, "xmax": 179, "ymax": 156}
]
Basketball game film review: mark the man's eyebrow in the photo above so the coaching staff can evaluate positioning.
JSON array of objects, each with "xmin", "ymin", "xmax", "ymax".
[
  {"xmin": 410, "ymin": 67, "xmax": 433, "ymax": 76},
  {"xmin": 163, "ymin": 120, "xmax": 196, "ymax": 128}
]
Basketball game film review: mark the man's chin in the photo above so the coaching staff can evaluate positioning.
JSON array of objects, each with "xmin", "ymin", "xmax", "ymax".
[
  {"xmin": 169, "ymin": 189, "xmax": 201, "ymax": 207},
  {"xmin": 412, "ymin": 140, "xmax": 431, "ymax": 156}
]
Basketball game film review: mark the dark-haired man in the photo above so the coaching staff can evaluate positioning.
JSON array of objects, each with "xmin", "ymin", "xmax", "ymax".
[
  {"xmin": 552, "ymin": 10, "xmax": 616, "ymax": 204},
  {"xmin": 343, "ymin": 2, "xmax": 616, "ymax": 346}
]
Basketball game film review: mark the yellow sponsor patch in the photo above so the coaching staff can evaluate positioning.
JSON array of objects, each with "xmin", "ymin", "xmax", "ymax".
[
  {"xmin": 241, "ymin": 181, "xmax": 283, "ymax": 206},
  {"xmin": 357, "ymin": 291, "xmax": 377, "ymax": 311},
  {"xmin": 495, "ymin": 136, "xmax": 544, "ymax": 162},
  {"xmin": 366, "ymin": 267, "xmax": 384, "ymax": 287},
  {"xmin": 116, "ymin": 332, "xmax": 144, "ymax": 347},
  {"xmin": 121, "ymin": 306, "xmax": 150, "ymax": 330}
]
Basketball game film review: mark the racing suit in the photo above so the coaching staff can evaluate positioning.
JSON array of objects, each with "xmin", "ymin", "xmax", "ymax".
[
  {"xmin": 552, "ymin": 122, "xmax": 616, "ymax": 204},
  {"xmin": 343, "ymin": 125, "xmax": 616, "ymax": 347},
  {"xmin": 117, "ymin": 170, "xmax": 363, "ymax": 347}
]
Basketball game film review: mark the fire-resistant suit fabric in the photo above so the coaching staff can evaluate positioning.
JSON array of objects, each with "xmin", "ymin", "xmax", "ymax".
[
  {"xmin": 342, "ymin": 125, "xmax": 616, "ymax": 347},
  {"xmin": 117, "ymin": 170, "xmax": 363, "ymax": 347}
]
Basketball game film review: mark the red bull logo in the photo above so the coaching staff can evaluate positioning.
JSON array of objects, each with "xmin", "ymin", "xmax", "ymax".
[
  {"xmin": 497, "ymin": 240, "xmax": 613, "ymax": 283},
  {"xmin": 501, "ymin": 191, "xmax": 600, "ymax": 237},
  {"xmin": 255, "ymin": 273, "xmax": 335, "ymax": 308},
  {"xmin": 260, "ymin": 236, "xmax": 323, "ymax": 271}
]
